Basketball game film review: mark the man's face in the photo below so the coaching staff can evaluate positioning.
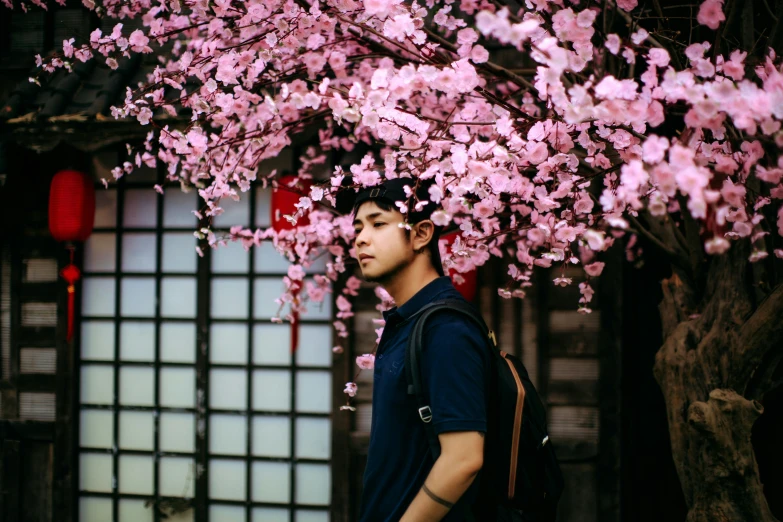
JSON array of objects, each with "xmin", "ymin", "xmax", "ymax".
[{"xmin": 352, "ymin": 201, "xmax": 413, "ymax": 283}]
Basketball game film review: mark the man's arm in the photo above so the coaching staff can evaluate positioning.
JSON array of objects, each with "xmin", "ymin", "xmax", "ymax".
[{"xmin": 399, "ymin": 431, "xmax": 484, "ymax": 522}]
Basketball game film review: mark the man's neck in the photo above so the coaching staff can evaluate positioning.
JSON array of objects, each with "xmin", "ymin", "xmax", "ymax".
[{"xmin": 383, "ymin": 260, "xmax": 440, "ymax": 308}]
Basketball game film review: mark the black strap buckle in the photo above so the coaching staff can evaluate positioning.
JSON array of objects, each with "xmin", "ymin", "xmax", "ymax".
[{"xmin": 418, "ymin": 406, "xmax": 433, "ymax": 423}]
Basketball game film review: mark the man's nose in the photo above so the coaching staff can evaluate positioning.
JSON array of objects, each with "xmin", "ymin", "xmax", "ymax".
[{"xmin": 355, "ymin": 228, "xmax": 369, "ymax": 247}]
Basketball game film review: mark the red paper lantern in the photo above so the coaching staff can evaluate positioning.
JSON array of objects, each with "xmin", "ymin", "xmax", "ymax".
[
  {"xmin": 48, "ymin": 170, "xmax": 96, "ymax": 342},
  {"xmin": 49, "ymin": 170, "xmax": 96, "ymax": 242},
  {"xmin": 271, "ymin": 175, "xmax": 312, "ymax": 232},
  {"xmin": 270, "ymin": 176, "xmax": 313, "ymax": 353},
  {"xmin": 440, "ymin": 231, "xmax": 478, "ymax": 302}
]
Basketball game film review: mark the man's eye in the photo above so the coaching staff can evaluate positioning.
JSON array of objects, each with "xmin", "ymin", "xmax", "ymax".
[
  {"xmin": 373, "ymin": 222, "xmax": 385, "ymax": 228},
  {"xmin": 353, "ymin": 229, "xmax": 361, "ymax": 235}
]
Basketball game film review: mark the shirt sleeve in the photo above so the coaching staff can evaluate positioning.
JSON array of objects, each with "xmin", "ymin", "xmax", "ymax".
[{"xmin": 420, "ymin": 312, "xmax": 489, "ymax": 435}]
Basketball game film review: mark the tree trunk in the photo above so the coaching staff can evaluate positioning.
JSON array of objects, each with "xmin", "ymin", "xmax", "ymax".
[{"xmin": 652, "ymin": 245, "xmax": 783, "ymax": 522}]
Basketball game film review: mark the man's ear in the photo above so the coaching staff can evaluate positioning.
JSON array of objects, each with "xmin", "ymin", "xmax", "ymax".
[{"xmin": 411, "ymin": 220, "xmax": 435, "ymax": 253}]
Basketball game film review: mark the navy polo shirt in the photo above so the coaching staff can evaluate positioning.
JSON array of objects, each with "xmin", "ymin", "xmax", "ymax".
[{"xmin": 359, "ymin": 277, "xmax": 489, "ymax": 522}]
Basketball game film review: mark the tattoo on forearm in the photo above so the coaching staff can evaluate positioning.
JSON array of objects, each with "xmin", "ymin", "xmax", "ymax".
[{"xmin": 422, "ymin": 483, "xmax": 454, "ymax": 509}]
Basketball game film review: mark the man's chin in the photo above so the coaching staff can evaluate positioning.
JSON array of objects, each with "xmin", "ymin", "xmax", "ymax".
[{"xmin": 361, "ymin": 268, "xmax": 388, "ymax": 284}]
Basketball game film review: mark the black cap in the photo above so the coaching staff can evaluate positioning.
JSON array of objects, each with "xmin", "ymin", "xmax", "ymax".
[
  {"xmin": 353, "ymin": 177, "xmax": 436, "ymax": 222},
  {"xmin": 353, "ymin": 177, "xmax": 444, "ymax": 276}
]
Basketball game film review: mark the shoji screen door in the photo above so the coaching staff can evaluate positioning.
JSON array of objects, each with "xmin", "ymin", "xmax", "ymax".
[{"xmin": 78, "ymin": 151, "xmax": 335, "ymax": 522}]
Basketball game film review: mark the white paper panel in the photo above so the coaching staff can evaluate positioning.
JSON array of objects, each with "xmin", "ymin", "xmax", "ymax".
[
  {"xmin": 254, "ymin": 242, "xmax": 290, "ymax": 274},
  {"xmin": 23, "ymin": 258, "xmax": 58, "ymax": 282},
  {"xmin": 160, "ymin": 413, "xmax": 195, "ymax": 453},
  {"xmin": 252, "ymin": 416, "xmax": 290, "ymax": 457},
  {"xmin": 251, "ymin": 461, "xmax": 290, "ymax": 503},
  {"xmin": 254, "ymin": 186, "xmax": 272, "ymax": 228},
  {"xmin": 209, "ymin": 459, "xmax": 246, "ymax": 500},
  {"xmin": 119, "ymin": 411, "xmax": 154, "ymax": 450},
  {"xmin": 210, "ymin": 369, "xmax": 247, "ymax": 410},
  {"xmin": 160, "ymin": 457, "xmax": 195, "ymax": 497},
  {"xmin": 124, "ymin": 189, "xmax": 158, "ymax": 228},
  {"xmin": 79, "ymin": 497, "xmax": 112, "ymax": 522},
  {"xmin": 210, "ymin": 323, "xmax": 248, "ymax": 365},
  {"xmin": 212, "ymin": 241, "xmax": 250, "ymax": 273},
  {"xmin": 253, "ymin": 278, "xmax": 284, "ymax": 319},
  {"xmin": 19, "ymin": 392, "xmax": 55, "ymax": 421},
  {"xmin": 122, "ymin": 233, "xmax": 157, "ymax": 272},
  {"xmin": 213, "ymin": 196, "xmax": 250, "ymax": 228},
  {"xmin": 161, "ymin": 322, "xmax": 196, "ymax": 363},
  {"xmin": 120, "ymin": 321, "xmax": 155, "ymax": 361},
  {"xmin": 210, "ymin": 505, "xmax": 246, "ymax": 522},
  {"xmin": 163, "ymin": 189, "xmax": 197, "ymax": 227},
  {"xmin": 296, "ymin": 325, "xmax": 332, "ymax": 368},
  {"xmin": 305, "ymin": 250, "xmax": 329, "ymax": 274},
  {"xmin": 94, "ymin": 189, "xmax": 118, "ymax": 228},
  {"xmin": 211, "ymin": 278, "xmax": 249, "ymax": 319},
  {"xmin": 80, "ymin": 365, "xmax": 113, "ymax": 405},
  {"xmin": 255, "ymin": 278, "xmax": 331, "ymax": 320},
  {"xmin": 82, "ymin": 277, "xmax": 116, "ymax": 317},
  {"xmin": 119, "ymin": 499, "xmax": 153, "ymax": 522},
  {"xmin": 253, "ymin": 370, "xmax": 291, "ymax": 412},
  {"xmin": 253, "ymin": 508, "xmax": 288, "ymax": 522},
  {"xmin": 119, "ymin": 367, "xmax": 155, "ymax": 406},
  {"xmin": 80, "ymin": 410, "xmax": 113, "ymax": 448},
  {"xmin": 121, "ymin": 277, "xmax": 156, "ymax": 317},
  {"xmin": 119, "ymin": 455, "xmax": 154, "ymax": 494},
  {"xmin": 80, "ymin": 321, "xmax": 115, "ymax": 361},
  {"xmin": 295, "ymin": 417, "xmax": 330, "ymax": 460},
  {"xmin": 161, "ymin": 278, "xmax": 197, "ymax": 318},
  {"xmin": 252, "ymin": 324, "xmax": 291, "ymax": 365},
  {"xmin": 295, "ymin": 372, "xmax": 331, "ymax": 413},
  {"xmin": 84, "ymin": 233, "xmax": 116, "ymax": 272},
  {"xmin": 160, "ymin": 368, "xmax": 196, "ymax": 408},
  {"xmin": 162, "ymin": 233, "xmax": 197, "ymax": 273},
  {"xmin": 295, "ymin": 511, "xmax": 329, "ymax": 522},
  {"xmin": 210, "ymin": 414, "xmax": 247, "ymax": 455},
  {"xmin": 295, "ymin": 463, "xmax": 331, "ymax": 505},
  {"xmin": 79, "ymin": 453, "xmax": 112, "ymax": 492}
]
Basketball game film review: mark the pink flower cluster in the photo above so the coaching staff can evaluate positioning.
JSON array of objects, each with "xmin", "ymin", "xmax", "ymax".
[{"xmin": 16, "ymin": 0, "xmax": 783, "ymax": 324}]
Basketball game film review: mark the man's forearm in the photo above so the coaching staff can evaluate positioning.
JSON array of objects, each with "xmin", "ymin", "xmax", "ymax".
[{"xmin": 399, "ymin": 454, "xmax": 481, "ymax": 522}]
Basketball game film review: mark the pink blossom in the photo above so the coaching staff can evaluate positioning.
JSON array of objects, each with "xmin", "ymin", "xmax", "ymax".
[
  {"xmin": 287, "ymin": 264, "xmax": 305, "ymax": 281},
  {"xmin": 129, "ymin": 30, "xmax": 149, "ymax": 52},
  {"xmin": 605, "ymin": 34, "xmax": 621, "ymax": 55},
  {"xmin": 616, "ymin": 0, "xmax": 638, "ymax": 11},
  {"xmin": 647, "ymin": 48, "xmax": 670, "ymax": 68},
  {"xmin": 356, "ymin": 354, "xmax": 375, "ymax": 370},
  {"xmin": 642, "ymin": 135, "xmax": 669, "ymax": 164},
  {"xmin": 470, "ymin": 45, "xmax": 489, "ymax": 64},
  {"xmin": 344, "ymin": 382, "xmax": 358, "ymax": 397},
  {"xmin": 697, "ymin": 0, "xmax": 726, "ymax": 30},
  {"xmin": 584, "ymin": 262, "xmax": 605, "ymax": 277},
  {"xmin": 63, "ymin": 38, "xmax": 75, "ymax": 58},
  {"xmin": 705, "ymin": 237, "xmax": 731, "ymax": 255}
]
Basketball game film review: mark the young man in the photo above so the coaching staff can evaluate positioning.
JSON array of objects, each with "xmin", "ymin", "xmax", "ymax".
[{"xmin": 353, "ymin": 178, "xmax": 490, "ymax": 522}]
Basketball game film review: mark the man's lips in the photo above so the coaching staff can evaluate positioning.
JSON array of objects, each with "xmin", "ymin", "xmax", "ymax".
[{"xmin": 359, "ymin": 254, "xmax": 374, "ymax": 261}]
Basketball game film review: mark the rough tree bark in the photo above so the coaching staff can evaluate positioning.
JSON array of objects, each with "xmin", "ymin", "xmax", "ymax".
[{"xmin": 651, "ymin": 240, "xmax": 783, "ymax": 522}]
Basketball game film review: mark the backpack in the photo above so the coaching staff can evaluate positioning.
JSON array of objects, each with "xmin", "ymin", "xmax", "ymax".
[{"xmin": 404, "ymin": 299, "xmax": 565, "ymax": 522}]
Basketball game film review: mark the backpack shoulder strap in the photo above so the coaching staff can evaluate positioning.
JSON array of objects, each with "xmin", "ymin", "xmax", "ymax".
[{"xmin": 404, "ymin": 299, "xmax": 494, "ymax": 461}]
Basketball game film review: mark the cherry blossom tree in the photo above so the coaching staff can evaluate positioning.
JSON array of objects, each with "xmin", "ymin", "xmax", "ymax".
[{"xmin": 8, "ymin": 0, "xmax": 783, "ymax": 519}]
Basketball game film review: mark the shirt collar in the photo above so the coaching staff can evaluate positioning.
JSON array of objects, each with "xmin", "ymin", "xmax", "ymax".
[{"xmin": 382, "ymin": 276, "xmax": 455, "ymax": 324}]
